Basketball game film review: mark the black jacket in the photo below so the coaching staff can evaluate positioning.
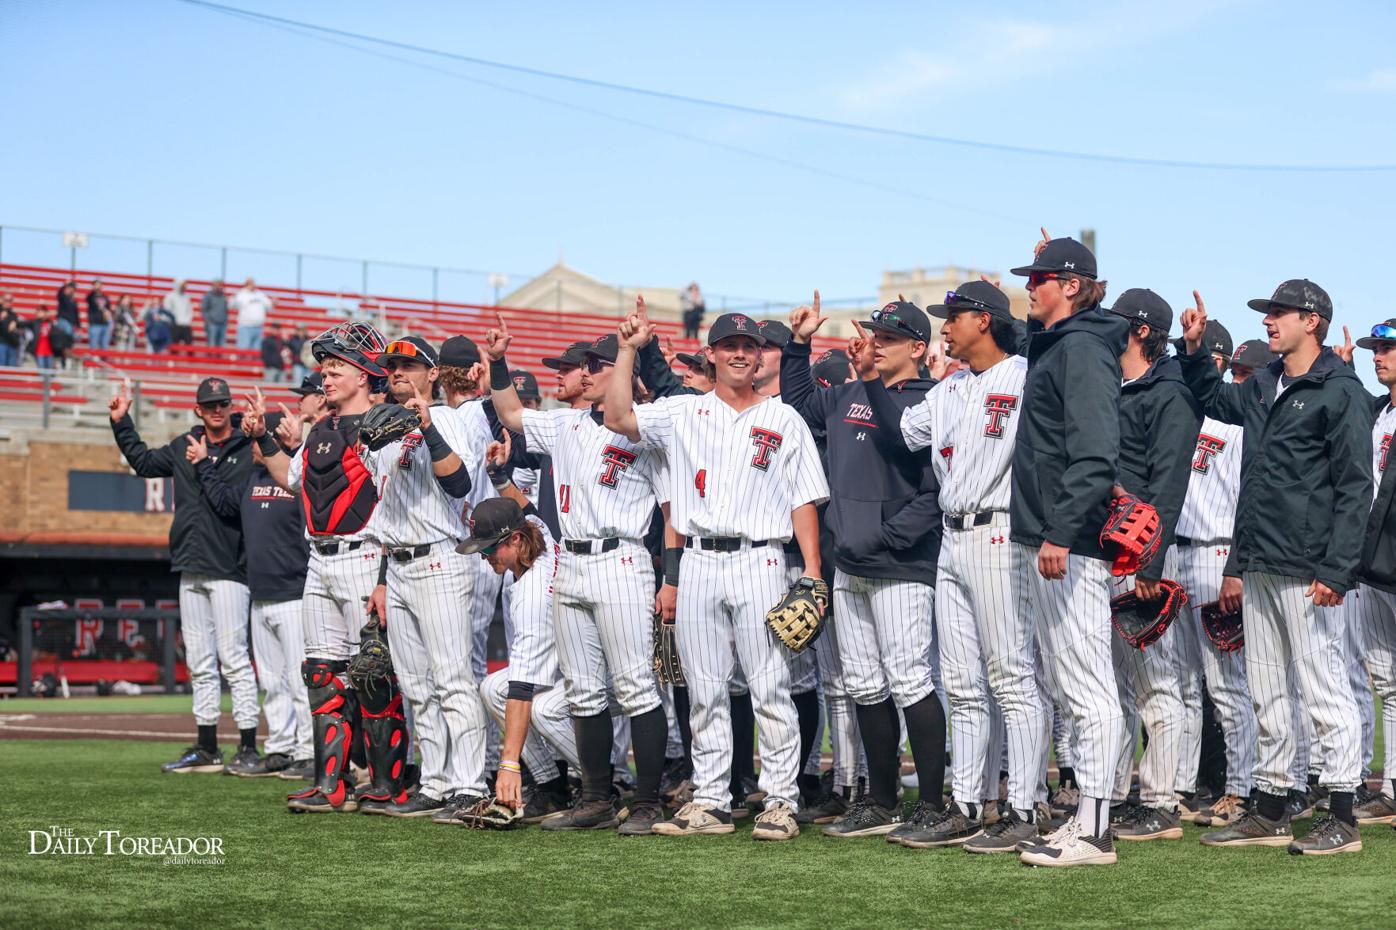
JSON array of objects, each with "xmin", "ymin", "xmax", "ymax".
[
  {"xmin": 638, "ymin": 338, "xmax": 698, "ymax": 399},
  {"xmin": 1177, "ymin": 344, "xmax": 1372, "ymax": 594},
  {"xmin": 56, "ymin": 288, "xmax": 81, "ymax": 328},
  {"xmin": 194, "ymin": 460, "xmax": 309, "ymax": 602},
  {"xmin": 86, "ymin": 290, "xmax": 109, "ymax": 326},
  {"xmin": 783, "ymin": 340, "xmax": 941, "ymax": 583},
  {"xmin": 1011, "ymin": 304, "xmax": 1130, "ymax": 558},
  {"xmin": 1116, "ymin": 355, "xmax": 1203, "ymax": 580},
  {"xmin": 1360, "ymin": 396, "xmax": 1396, "ymax": 592},
  {"xmin": 111, "ymin": 414, "xmax": 252, "ymax": 582}
]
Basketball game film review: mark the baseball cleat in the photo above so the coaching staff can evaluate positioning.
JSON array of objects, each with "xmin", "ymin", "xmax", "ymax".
[
  {"xmin": 432, "ymin": 794, "xmax": 482, "ymax": 824},
  {"xmin": 1019, "ymin": 818, "xmax": 1116, "ymax": 867},
  {"xmin": 1354, "ymin": 792, "xmax": 1396, "ymax": 825},
  {"xmin": 897, "ymin": 805, "xmax": 982, "ymax": 849},
  {"xmin": 658, "ymin": 758, "xmax": 692, "ymax": 802},
  {"xmin": 1174, "ymin": 792, "xmax": 1210, "ymax": 822},
  {"xmin": 751, "ymin": 803, "xmax": 799, "ymax": 841},
  {"xmin": 540, "ymin": 797, "xmax": 622, "ymax": 832},
  {"xmin": 1049, "ymin": 784, "xmax": 1080, "ymax": 817},
  {"xmin": 1288, "ymin": 815, "xmax": 1362, "ymax": 855},
  {"xmin": 820, "ymin": 796, "xmax": 902, "ymax": 838},
  {"xmin": 1199, "ymin": 793, "xmax": 1247, "ymax": 827},
  {"xmin": 1285, "ymin": 788, "xmax": 1317, "ymax": 820},
  {"xmin": 278, "ymin": 758, "xmax": 314, "ymax": 781},
  {"xmin": 383, "ymin": 791, "xmax": 446, "ymax": 818},
  {"xmin": 651, "ymin": 802, "xmax": 735, "ymax": 836},
  {"xmin": 520, "ymin": 784, "xmax": 573, "ymax": 824},
  {"xmin": 741, "ymin": 774, "xmax": 766, "ymax": 805},
  {"xmin": 221, "ymin": 747, "xmax": 264, "ymax": 777},
  {"xmin": 162, "ymin": 745, "xmax": 224, "ymax": 774},
  {"xmin": 887, "ymin": 800, "xmax": 939, "ymax": 845},
  {"xmin": 797, "ymin": 786, "xmax": 851, "ymax": 825},
  {"xmin": 231, "ymin": 750, "xmax": 294, "ymax": 778},
  {"xmin": 1199, "ymin": 811, "xmax": 1292, "ymax": 847},
  {"xmin": 287, "ymin": 783, "xmax": 358, "ymax": 814},
  {"xmin": 618, "ymin": 801, "xmax": 667, "ymax": 836},
  {"xmin": 965, "ymin": 810, "xmax": 1037, "ymax": 854},
  {"xmin": 1113, "ymin": 805, "xmax": 1183, "ymax": 841},
  {"xmin": 667, "ymin": 779, "xmax": 696, "ymax": 808}
]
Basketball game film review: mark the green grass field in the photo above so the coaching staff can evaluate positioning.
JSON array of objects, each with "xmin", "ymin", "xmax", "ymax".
[{"xmin": 4, "ymin": 734, "xmax": 1396, "ymax": 930}]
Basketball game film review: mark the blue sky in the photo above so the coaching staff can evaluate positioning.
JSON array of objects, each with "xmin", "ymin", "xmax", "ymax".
[{"xmin": 2, "ymin": 0, "xmax": 1394, "ymax": 370}]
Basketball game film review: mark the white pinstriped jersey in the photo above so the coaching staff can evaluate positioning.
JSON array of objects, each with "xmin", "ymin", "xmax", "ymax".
[
  {"xmin": 901, "ymin": 355, "xmax": 1025, "ymax": 515},
  {"xmin": 634, "ymin": 393, "xmax": 828, "ymax": 540},
  {"xmin": 1372, "ymin": 403, "xmax": 1396, "ymax": 498},
  {"xmin": 365, "ymin": 404, "xmax": 496, "ymax": 548},
  {"xmin": 1175, "ymin": 416, "xmax": 1243, "ymax": 541},
  {"xmin": 452, "ymin": 399, "xmax": 504, "ymax": 510},
  {"xmin": 503, "ymin": 516, "xmax": 561, "ymax": 686},
  {"xmin": 522, "ymin": 407, "xmax": 668, "ymax": 540},
  {"xmin": 286, "ymin": 436, "xmax": 378, "ymax": 543}
]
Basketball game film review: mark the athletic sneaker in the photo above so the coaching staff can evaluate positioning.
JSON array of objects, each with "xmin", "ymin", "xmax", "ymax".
[
  {"xmin": 521, "ymin": 783, "xmax": 572, "ymax": 824},
  {"xmin": 669, "ymin": 779, "xmax": 695, "ymax": 808},
  {"xmin": 278, "ymin": 758, "xmax": 314, "ymax": 781},
  {"xmin": 232, "ymin": 750, "xmax": 292, "ymax": 778},
  {"xmin": 1198, "ymin": 793, "xmax": 1247, "ymax": 827},
  {"xmin": 384, "ymin": 791, "xmax": 446, "ymax": 819},
  {"xmin": 1354, "ymin": 792, "xmax": 1396, "ymax": 825},
  {"xmin": 540, "ymin": 797, "xmax": 623, "ymax": 831},
  {"xmin": 1199, "ymin": 811, "xmax": 1292, "ymax": 847},
  {"xmin": 287, "ymin": 783, "xmax": 358, "ymax": 814},
  {"xmin": 431, "ymin": 794, "xmax": 479, "ymax": 824},
  {"xmin": 1049, "ymin": 784, "xmax": 1080, "ymax": 816},
  {"xmin": 162, "ymin": 745, "xmax": 224, "ymax": 774},
  {"xmin": 1174, "ymin": 792, "xmax": 1209, "ymax": 822},
  {"xmin": 1109, "ymin": 800, "xmax": 1140, "ymax": 826},
  {"xmin": 1019, "ymin": 817, "xmax": 1116, "ymax": 867},
  {"xmin": 651, "ymin": 802, "xmax": 734, "ymax": 836},
  {"xmin": 897, "ymin": 805, "xmax": 982, "ymax": 849},
  {"xmin": 751, "ymin": 803, "xmax": 799, "ymax": 841},
  {"xmin": 886, "ymin": 800, "xmax": 939, "ymax": 845},
  {"xmin": 618, "ymin": 801, "xmax": 666, "ymax": 836},
  {"xmin": 1286, "ymin": 787, "xmax": 1317, "ymax": 820},
  {"xmin": 730, "ymin": 792, "xmax": 751, "ymax": 820},
  {"xmin": 965, "ymin": 809, "xmax": 1036, "ymax": 854},
  {"xmin": 1113, "ymin": 805, "xmax": 1183, "ymax": 841},
  {"xmin": 658, "ymin": 758, "xmax": 692, "ymax": 802},
  {"xmin": 797, "ymin": 786, "xmax": 851, "ymax": 825},
  {"xmin": 1288, "ymin": 815, "xmax": 1362, "ymax": 855},
  {"xmin": 821, "ymin": 796, "xmax": 902, "ymax": 838},
  {"xmin": 221, "ymin": 747, "xmax": 263, "ymax": 777}
]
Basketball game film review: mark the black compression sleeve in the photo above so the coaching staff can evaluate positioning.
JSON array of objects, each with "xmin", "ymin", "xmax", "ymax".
[
  {"xmin": 420, "ymin": 422, "xmax": 452, "ymax": 462},
  {"xmin": 506, "ymin": 681, "xmax": 537, "ymax": 701},
  {"xmin": 434, "ymin": 463, "xmax": 473, "ymax": 497},
  {"xmin": 490, "ymin": 357, "xmax": 513, "ymax": 391},
  {"xmin": 377, "ymin": 553, "xmax": 388, "ymax": 586}
]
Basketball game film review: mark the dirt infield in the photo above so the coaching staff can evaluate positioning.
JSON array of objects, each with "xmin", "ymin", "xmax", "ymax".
[{"xmin": 0, "ymin": 712, "xmax": 266, "ymax": 742}]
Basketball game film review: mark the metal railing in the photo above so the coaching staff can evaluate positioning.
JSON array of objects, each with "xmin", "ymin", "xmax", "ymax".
[{"xmin": 17, "ymin": 607, "xmax": 181, "ymax": 698}]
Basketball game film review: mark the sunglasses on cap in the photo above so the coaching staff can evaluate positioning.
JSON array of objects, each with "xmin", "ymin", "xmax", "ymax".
[
  {"xmin": 1026, "ymin": 272, "xmax": 1064, "ymax": 287},
  {"xmin": 584, "ymin": 357, "xmax": 613, "ymax": 374},
  {"xmin": 944, "ymin": 290, "xmax": 998, "ymax": 313},
  {"xmin": 1369, "ymin": 324, "xmax": 1396, "ymax": 342},
  {"xmin": 382, "ymin": 340, "xmax": 431, "ymax": 361}
]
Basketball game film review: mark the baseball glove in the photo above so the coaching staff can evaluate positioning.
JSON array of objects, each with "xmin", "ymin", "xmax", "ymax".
[
  {"xmin": 347, "ymin": 616, "xmax": 393, "ymax": 698},
  {"xmin": 1199, "ymin": 601, "xmax": 1244, "ymax": 653},
  {"xmin": 1100, "ymin": 492, "xmax": 1162, "ymax": 577},
  {"xmin": 358, "ymin": 403, "xmax": 421, "ymax": 452},
  {"xmin": 765, "ymin": 576, "xmax": 829, "ymax": 653},
  {"xmin": 1110, "ymin": 580, "xmax": 1187, "ymax": 650},
  {"xmin": 652, "ymin": 609, "xmax": 685, "ymax": 686},
  {"xmin": 456, "ymin": 795, "xmax": 523, "ymax": 830}
]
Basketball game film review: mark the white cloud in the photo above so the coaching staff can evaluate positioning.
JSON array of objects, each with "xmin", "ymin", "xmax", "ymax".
[{"xmin": 1333, "ymin": 67, "xmax": 1396, "ymax": 94}]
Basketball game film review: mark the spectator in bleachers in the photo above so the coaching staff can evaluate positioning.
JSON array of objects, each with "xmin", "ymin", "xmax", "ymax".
[
  {"xmin": 0, "ymin": 294, "xmax": 20, "ymax": 368},
  {"xmin": 86, "ymin": 279, "xmax": 112, "ymax": 350},
  {"xmin": 201, "ymin": 278, "xmax": 228, "ymax": 348},
  {"xmin": 55, "ymin": 281, "xmax": 81, "ymax": 338},
  {"xmin": 260, "ymin": 327, "xmax": 286, "ymax": 382},
  {"xmin": 111, "ymin": 295, "xmax": 139, "ymax": 350},
  {"xmin": 286, "ymin": 325, "xmax": 309, "ymax": 383},
  {"xmin": 142, "ymin": 299, "xmax": 175, "ymax": 354},
  {"xmin": 680, "ymin": 281, "xmax": 706, "ymax": 339},
  {"xmin": 26, "ymin": 305, "xmax": 69, "ymax": 370},
  {"xmin": 164, "ymin": 280, "xmax": 195, "ymax": 346},
  {"xmin": 232, "ymin": 277, "xmax": 273, "ymax": 351}
]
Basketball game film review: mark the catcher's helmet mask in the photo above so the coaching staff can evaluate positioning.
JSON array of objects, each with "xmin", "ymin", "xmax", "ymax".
[{"xmin": 312, "ymin": 321, "xmax": 387, "ymax": 378}]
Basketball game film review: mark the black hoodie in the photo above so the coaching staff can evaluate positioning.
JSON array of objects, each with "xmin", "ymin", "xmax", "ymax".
[
  {"xmin": 1116, "ymin": 355, "xmax": 1203, "ymax": 580},
  {"xmin": 1177, "ymin": 343, "xmax": 1372, "ymax": 594},
  {"xmin": 193, "ymin": 460, "xmax": 309, "ymax": 602},
  {"xmin": 1011, "ymin": 304, "xmax": 1131, "ymax": 559}
]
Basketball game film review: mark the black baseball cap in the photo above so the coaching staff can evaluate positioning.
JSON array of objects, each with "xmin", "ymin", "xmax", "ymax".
[
  {"xmin": 439, "ymin": 335, "xmax": 481, "ymax": 369},
  {"xmin": 379, "ymin": 335, "xmax": 439, "ymax": 367},
  {"xmin": 1203, "ymin": 320, "xmax": 1234, "ymax": 359},
  {"xmin": 1356, "ymin": 319, "xmax": 1396, "ymax": 350},
  {"xmin": 928, "ymin": 281, "xmax": 1011, "ymax": 320},
  {"xmin": 861, "ymin": 300, "xmax": 932, "ymax": 342},
  {"xmin": 675, "ymin": 351, "xmax": 706, "ymax": 368},
  {"xmin": 706, "ymin": 312, "xmax": 766, "ymax": 347},
  {"xmin": 584, "ymin": 334, "xmax": 620, "ymax": 364},
  {"xmin": 510, "ymin": 368, "xmax": 540, "ymax": 398},
  {"xmin": 1247, "ymin": 279, "xmax": 1332, "ymax": 321},
  {"xmin": 1108, "ymin": 288, "xmax": 1173, "ymax": 333},
  {"xmin": 1231, "ymin": 339, "xmax": 1278, "ymax": 369},
  {"xmin": 813, "ymin": 348, "xmax": 852, "ymax": 388},
  {"xmin": 290, "ymin": 372, "xmax": 325, "ymax": 396},
  {"xmin": 196, "ymin": 377, "xmax": 232, "ymax": 405},
  {"xmin": 1010, "ymin": 237, "xmax": 1098, "ymax": 280},
  {"xmin": 456, "ymin": 498, "xmax": 527, "ymax": 555},
  {"xmin": 542, "ymin": 341, "xmax": 589, "ymax": 370},
  {"xmin": 757, "ymin": 319, "xmax": 792, "ymax": 349}
]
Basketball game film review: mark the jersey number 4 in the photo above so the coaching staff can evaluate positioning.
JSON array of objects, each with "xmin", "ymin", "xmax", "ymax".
[{"xmin": 694, "ymin": 469, "xmax": 706, "ymax": 498}]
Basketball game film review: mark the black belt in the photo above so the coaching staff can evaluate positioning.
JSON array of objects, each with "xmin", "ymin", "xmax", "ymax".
[
  {"xmin": 311, "ymin": 539, "xmax": 365, "ymax": 556},
  {"xmin": 388, "ymin": 544, "xmax": 433, "ymax": 563},
  {"xmin": 943, "ymin": 512, "xmax": 1001, "ymax": 531},
  {"xmin": 563, "ymin": 538, "xmax": 620, "ymax": 555},
  {"xmin": 1176, "ymin": 536, "xmax": 1232, "ymax": 548},
  {"xmin": 685, "ymin": 536, "xmax": 770, "ymax": 552}
]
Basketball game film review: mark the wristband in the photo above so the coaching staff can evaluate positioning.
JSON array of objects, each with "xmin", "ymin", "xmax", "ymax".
[
  {"xmin": 256, "ymin": 432, "xmax": 279, "ymax": 456},
  {"xmin": 663, "ymin": 547, "xmax": 683, "ymax": 587},
  {"xmin": 376, "ymin": 553, "xmax": 388, "ymax": 587},
  {"xmin": 489, "ymin": 357, "xmax": 513, "ymax": 391},
  {"xmin": 487, "ymin": 462, "xmax": 512, "ymax": 491},
  {"xmin": 420, "ymin": 422, "xmax": 453, "ymax": 462},
  {"xmin": 498, "ymin": 760, "xmax": 522, "ymax": 773}
]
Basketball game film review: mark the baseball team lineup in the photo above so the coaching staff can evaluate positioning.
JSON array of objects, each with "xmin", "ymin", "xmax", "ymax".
[{"xmin": 104, "ymin": 227, "xmax": 1396, "ymax": 866}]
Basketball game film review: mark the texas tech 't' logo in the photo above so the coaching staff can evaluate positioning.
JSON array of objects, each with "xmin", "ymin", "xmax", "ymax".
[
  {"xmin": 598, "ymin": 445, "xmax": 636, "ymax": 488},
  {"xmin": 983, "ymin": 394, "xmax": 1018, "ymax": 438},
  {"xmin": 1192, "ymin": 434, "xmax": 1227, "ymax": 474},
  {"xmin": 750, "ymin": 427, "xmax": 783, "ymax": 470}
]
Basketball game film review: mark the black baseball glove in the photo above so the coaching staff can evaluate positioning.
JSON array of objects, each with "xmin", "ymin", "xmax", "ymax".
[
  {"xmin": 652, "ymin": 609, "xmax": 685, "ymax": 686},
  {"xmin": 359, "ymin": 403, "xmax": 421, "ymax": 452},
  {"xmin": 1199, "ymin": 601, "xmax": 1243, "ymax": 653},
  {"xmin": 1110, "ymin": 580, "xmax": 1187, "ymax": 650},
  {"xmin": 347, "ymin": 616, "xmax": 394, "ymax": 698}
]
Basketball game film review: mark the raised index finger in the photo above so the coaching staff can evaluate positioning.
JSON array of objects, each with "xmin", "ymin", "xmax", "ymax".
[
  {"xmin": 1192, "ymin": 290, "xmax": 1206, "ymax": 316},
  {"xmin": 1344, "ymin": 325, "xmax": 1352, "ymax": 345},
  {"xmin": 813, "ymin": 289, "xmax": 820, "ymax": 315},
  {"xmin": 1039, "ymin": 226, "xmax": 1051, "ymax": 242}
]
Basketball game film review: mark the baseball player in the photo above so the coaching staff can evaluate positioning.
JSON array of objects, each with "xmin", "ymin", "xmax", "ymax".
[
  {"xmin": 1181, "ymin": 280, "xmax": 1371, "ymax": 855},
  {"xmin": 1007, "ymin": 235, "xmax": 1128, "ymax": 867},
  {"xmin": 188, "ymin": 409, "xmax": 312, "ymax": 777},
  {"xmin": 778, "ymin": 294, "xmax": 944, "ymax": 842},
  {"xmin": 605, "ymin": 308, "xmax": 830, "ymax": 841},
  {"xmin": 290, "ymin": 371, "xmax": 328, "ymax": 426},
  {"xmin": 508, "ymin": 368, "xmax": 543, "ymax": 503},
  {"xmin": 1102, "ymin": 289, "xmax": 1202, "ymax": 841},
  {"xmin": 486, "ymin": 319, "xmax": 672, "ymax": 834},
  {"xmin": 109, "ymin": 376, "xmax": 259, "ymax": 774},
  {"xmin": 859, "ymin": 281, "xmax": 1048, "ymax": 852}
]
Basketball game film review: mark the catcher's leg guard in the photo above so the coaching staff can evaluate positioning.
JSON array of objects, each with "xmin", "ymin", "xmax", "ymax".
[
  {"xmin": 359, "ymin": 676, "xmax": 408, "ymax": 804},
  {"xmin": 288, "ymin": 659, "xmax": 358, "ymax": 811}
]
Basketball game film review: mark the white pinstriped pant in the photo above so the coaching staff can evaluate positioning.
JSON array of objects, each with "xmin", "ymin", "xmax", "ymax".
[
  {"xmin": 678, "ymin": 545, "xmax": 800, "ymax": 812},
  {"xmin": 784, "ymin": 563, "xmax": 825, "ymax": 777},
  {"xmin": 470, "ymin": 558, "xmax": 504, "ymax": 772},
  {"xmin": 1336, "ymin": 596, "xmax": 1377, "ymax": 776},
  {"xmin": 301, "ymin": 544, "xmax": 381, "ymax": 661},
  {"xmin": 179, "ymin": 573, "xmax": 258, "ymax": 729},
  {"xmin": 1354, "ymin": 584, "xmax": 1396, "ymax": 796},
  {"xmin": 250, "ymin": 598, "xmax": 312, "ymax": 759},
  {"xmin": 1014, "ymin": 545, "xmax": 1124, "ymax": 802},
  {"xmin": 813, "ymin": 610, "xmax": 866, "ymax": 788},
  {"xmin": 1243, "ymin": 571, "xmax": 1360, "ymax": 794},
  {"xmin": 385, "ymin": 542, "xmax": 488, "ymax": 799},
  {"xmin": 836, "ymin": 571, "xmax": 936, "ymax": 708},
  {"xmin": 937, "ymin": 522, "xmax": 1045, "ymax": 813},
  {"xmin": 479, "ymin": 670, "xmax": 580, "ymax": 778}
]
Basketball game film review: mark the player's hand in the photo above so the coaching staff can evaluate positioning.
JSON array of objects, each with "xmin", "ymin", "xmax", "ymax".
[
  {"xmin": 978, "ymin": 273, "xmax": 1003, "ymax": 289},
  {"xmin": 655, "ymin": 583, "xmax": 677, "ymax": 622},
  {"xmin": 1135, "ymin": 577, "xmax": 1162, "ymax": 600},
  {"xmin": 661, "ymin": 335, "xmax": 678, "ymax": 366},
  {"xmin": 1335, "ymin": 325, "xmax": 1355, "ymax": 366},
  {"xmin": 485, "ymin": 430, "xmax": 512, "ymax": 469},
  {"xmin": 789, "ymin": 290, "xmax": 827, "ymax": 344},
  {"xmin": 1180, "ymin": 290, "xmax": 1208, "ymax": 355},
  {"xmin": 1219, "ymin": 575, "xmax": 1243, "ymax": 614},
  {"xmin": 366, "ymin": 584, "xmax": 387, "ymax": 626},
  {"xmin": 1033, "ymin": 226, "xmax": 1051, "ymax": 258},
  {"xmin": 185, "ymin": 433, "xmax": 209, "ymax": 464},
  {"xmin": 1038, "ymin": 542, "xmax": 1069, "ymax": 581},
  {"xmin": 849, "ymin": 321, "xmax": 877, "ymax": 380},
  {"xmin": 404, "ymin": 380, "xmax": 432, "ymax": 430},
  {"xmin": 495, "ymin": 767, "xmax": 523, "ymax": 809},
  {"xmin": 242, "ymin": 386, "xmax": 267, "ymax": 438},
  {"xmin": 1305, "ymin": 579, "xmax": 1345, "ymax": 608},
  {"xmin": 619, "ymin": 296, "xmax": 654, "ymax": 349},
  {"xmin": 108, "ymin": 380, "xmax": 133, "ymax": 422},
  {"xmin": 484, "ymin": 312, "xmax": 512, "ymax": 361},
  {"xmin": 926, "ymin": 340, "xmax": 951, "ymax": 381},
  {"xmin": 275, "ymin": 404, "xmax": 302, "ymax": 451}
]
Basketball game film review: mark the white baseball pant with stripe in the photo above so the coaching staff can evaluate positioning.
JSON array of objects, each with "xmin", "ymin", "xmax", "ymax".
[
  {"xmin": 814, "ymin": 615, "xmax": 866, "ymax": 789},
  {"xmin": 1356, "ymin": 583, "xmax": 1396, "ymax": 797},
  {"xmin": 180, "ymin": 573, "xmax": 258, "ymax": 729},
  {"xmin": 301, "ymin": 545, "xmax": 381, "ymax": 661},
  {"xmin": 469, "ymin": 557, "xmax": 505, "ymax": 771},
  {"xmin": 785, "ymin": 562, "xmax": 825, "ymax": 777},
  {"xmin": 1244, "ymin": 571, "xmax": 1360, "ymax": 794},
  {"xmin": 251, "ymin": 598, "xmax": 311, "ymax": 760},
  {"xmin": 479, "ymin": 671, "xmax": 580, "ymax": 776},
  {"xmin": 1341, "ymin": 597, "xmax": 1376, "ymax": 776}
]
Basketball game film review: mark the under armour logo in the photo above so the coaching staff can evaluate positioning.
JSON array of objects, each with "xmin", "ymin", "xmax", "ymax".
[
  {"xmin": 856, "ymin": 432, "xmax": 867, "ymax": 441},
  {"xmin": 766, "ymin": 558, "xmax": 779, "ymax": 566},
  {"xmin": 316, "ymin": 442, "xmax": 332, "ymax": 454},
  {"xmin": 1292, "ymin": 399, "xmax": 1305, "ymax": 410},
  {"xmin": 619, "ymin": 556, "xmax": 634, "ymax": 565},
  {"xmin": 696, "ymin": 408, "xmax": 711, "ymax": 417},
  {"xmin": 990, "ymin": 535, "xmax": 1005, "ymax": 545},
  {"xmin": 428, "ymin": 561, "xmax": 441, "ymax": 571},
  {"xmin": 1063, "ymin": 261, "xmax": 1075, "ymax": 269}
]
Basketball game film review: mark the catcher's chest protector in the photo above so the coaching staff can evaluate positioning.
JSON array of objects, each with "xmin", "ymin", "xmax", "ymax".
[{"xmin": 301, "ymin": 415, "xmax": 378, "ymax": 537}]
